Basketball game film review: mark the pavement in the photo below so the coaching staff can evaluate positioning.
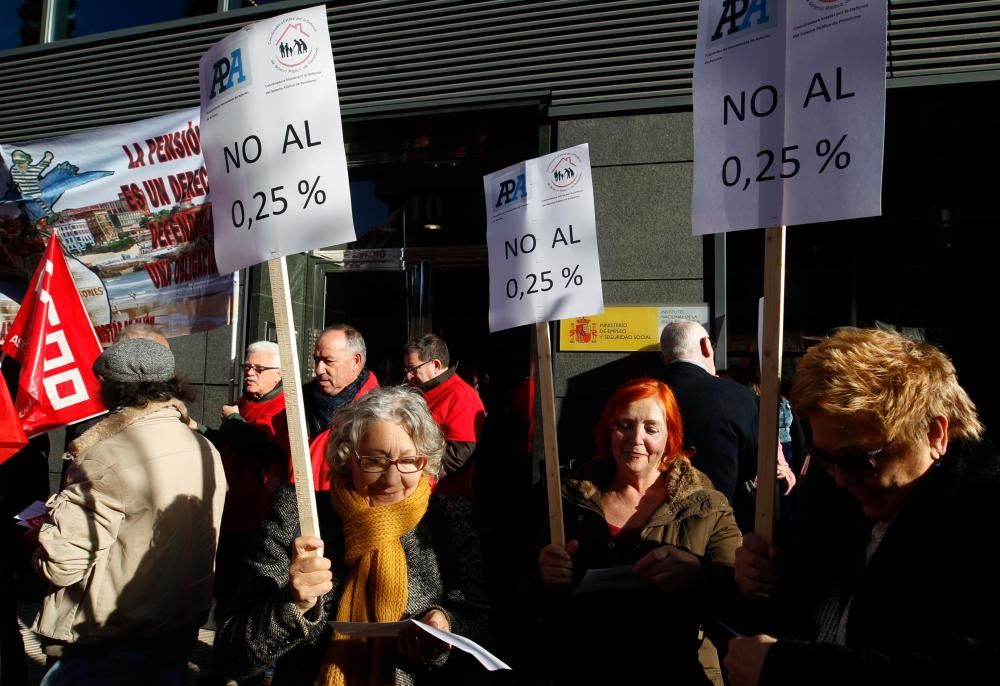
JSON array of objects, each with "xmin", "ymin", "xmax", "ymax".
[{"xmin": 16, "ymin": 599, "xmax": 220, "ymax": 685}]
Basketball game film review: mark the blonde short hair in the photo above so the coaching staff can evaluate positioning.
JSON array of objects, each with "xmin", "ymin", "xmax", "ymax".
[
  {"xmin": 790, "ymin": 328, "xmax": 983, "ymax": 446},
  {"xmin": 326, "ymin": 386, "xmax": 445, "ymax": 477}
]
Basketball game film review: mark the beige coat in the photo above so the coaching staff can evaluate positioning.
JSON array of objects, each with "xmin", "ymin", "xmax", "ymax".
[{"xmin": 33, "ymin": 400, "xmax": 227, "ymax": 644}]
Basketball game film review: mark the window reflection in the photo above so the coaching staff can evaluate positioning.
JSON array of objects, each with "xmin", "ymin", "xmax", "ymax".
[
  {"xmin": 330, "ymin": 109, "xmax": 539, "ymax": 252},
  {"xmin": 0, "ymin": 0, "xmax": 42, "ymax": 50},
  {"xmin": 52, "ymin": 0, "xmax": 216, "ymax": 40}
]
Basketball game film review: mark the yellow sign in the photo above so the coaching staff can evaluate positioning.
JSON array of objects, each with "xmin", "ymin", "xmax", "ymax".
[{"xmin": 559, "ymin": 305, "xmax": 709, "ymax": 352}]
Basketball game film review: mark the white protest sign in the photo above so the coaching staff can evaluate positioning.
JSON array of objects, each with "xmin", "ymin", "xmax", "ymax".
[
  {"xmin": 483, "ymin": 144, "xmax": 604, "ymax": 332},
  {"xmin": 199, "ymin": 5, "xmax": 355, "ymax": 274},
  {"xmin": 692, "ymin": 0, "xmax": 887, "ymax": 235}
]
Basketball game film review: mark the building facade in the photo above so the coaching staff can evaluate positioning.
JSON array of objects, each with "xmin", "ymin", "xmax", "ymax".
[{"xmin": 2, "ymin": 1, "xmax": 998, "ymax": 482}]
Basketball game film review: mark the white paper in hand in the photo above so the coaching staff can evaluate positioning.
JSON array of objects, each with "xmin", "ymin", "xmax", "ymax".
[
  {"xmin": 574, "ymin": 565, "xmax": 647, "ymax": 595},
  {"xmin": 329, "ymin": 618, "xmax": 511, "ymax": 671}
]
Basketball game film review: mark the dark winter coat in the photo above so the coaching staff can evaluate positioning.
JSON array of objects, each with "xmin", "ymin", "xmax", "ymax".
[
  {"xmin": 760, "ymin": 438, "xmax": 1000, "ymax": 686},
  {"xmin": 214, "ymin": 485, "xmax": 491, "ymax": 685}
]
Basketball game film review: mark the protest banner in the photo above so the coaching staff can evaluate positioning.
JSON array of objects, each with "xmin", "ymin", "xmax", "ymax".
[
  {"xmin": 0, "ymin": 108, "xmax": 235, "ymax": 344},
  {"xmin": 200, "ymin": 5, "xmax": 356, "ymax": 539},
  {"xmin": 2, "ymin": 233, "xmax": 106, "ymax": 436},
  {"xmin": 484, "ymin": 144, "xmax": 604, "ymax": 545},
  {"xmin": 692, "ymin": 0, "xmax": 887, "ymax": 542}
]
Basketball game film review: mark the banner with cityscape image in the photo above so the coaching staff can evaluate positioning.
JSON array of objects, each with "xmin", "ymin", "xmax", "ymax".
[{"xmin": 0, "ymin": 108, "xmax": 233, "ymax": 345}]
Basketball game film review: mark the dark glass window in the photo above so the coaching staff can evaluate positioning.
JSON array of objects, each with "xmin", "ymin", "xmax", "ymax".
[
  {"xmin": 337, "ymin": 108, "xmax": 540, "ymax": 252},
  {"xmin": 0, "ymin": 0, "xmax": 42, "ymax": 50},
  {"xmin": 51, "ymin": 0, "xmax": 216, "ymax": 40}
]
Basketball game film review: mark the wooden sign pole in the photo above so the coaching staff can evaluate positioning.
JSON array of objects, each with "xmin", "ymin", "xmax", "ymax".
[
  {"xmin": 535, "ymin": 321, "xmax": 565, "ymax": 547},
  {"xmin": 754, "ymin": 225, "xmax": 786, "ymax": 546},
  {"xmin": 268, "ymin": 256, "xmax": 320, "ymax": 539}
]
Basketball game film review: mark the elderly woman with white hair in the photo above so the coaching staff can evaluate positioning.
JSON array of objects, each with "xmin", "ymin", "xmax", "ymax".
[{"xmin": 214, "ymin": 386, "xmax": 491, "ymax": 685}]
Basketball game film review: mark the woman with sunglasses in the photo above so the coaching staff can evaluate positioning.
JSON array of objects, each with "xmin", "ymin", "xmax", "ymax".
[
  {"xmin": 214, "ymin": 386, "xmax": 490, "ymax": 685},
  {"xmin": 727, "ymin": 328, "xmax": 998, "ymax": 686}
]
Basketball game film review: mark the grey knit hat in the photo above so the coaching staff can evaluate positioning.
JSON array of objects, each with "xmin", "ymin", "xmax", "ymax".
[{"xmin": 93, "ymin": 338, "xmax": 175, "ymax": 383}]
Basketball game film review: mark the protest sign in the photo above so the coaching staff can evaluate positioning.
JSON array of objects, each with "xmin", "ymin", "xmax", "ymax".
[
  {"xmin": 692, "ymin": 0, "xmax": 887, "ymax": 234},
  {"xmin": 691, "ymin": 0, "xmax": 887, "ymax": 542},
  {"xmin": 484, "ymin": 144, "xmax": 604, "ymax": 332},
  {"xmin": 0, "ymin": 108, "xmax": 234, "ymax": 344},
  {"xmin": 199, "ymin": 4, "xmax": 355, "ymax": 274},
  {"xmin": 483, "ymin": 144, "xmax": 605, "ymax": 545},
  {"xmin": 198, "ymin": 5, "xmax": 358, "ymax": 539}
]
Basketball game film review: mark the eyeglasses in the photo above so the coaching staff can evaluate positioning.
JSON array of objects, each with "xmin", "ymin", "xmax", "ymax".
[
  {"xmin": 241, "ymin": 364, "xmax": 279, "ymax": 374},
  {"xmin": 807, "ymin": 441, "xmax": 891, "ymax": 474},
  {"xmin": 354, "ymin": 451, "xmax": 428, "ymax": 474},
  {"xmin": 403, "ymin": 359, "xmax": 433, "ymax": 375}
]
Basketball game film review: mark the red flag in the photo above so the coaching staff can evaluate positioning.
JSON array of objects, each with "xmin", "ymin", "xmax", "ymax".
[
  {"xmin": 1, "ymin": 233, "xmax": 105, "ymax": 436},
  {"xmin": 0, "ymin": 373, "xmax": 28, "ymax": 463}
]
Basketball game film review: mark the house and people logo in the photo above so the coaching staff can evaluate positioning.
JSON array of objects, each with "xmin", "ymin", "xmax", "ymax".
[
  {"xmin": 268, "ymin": 15, "xmax": 320, "ymax": 72},
  {"xmin": 545, "ymin": 152, "xmax": 584, "ymax": 193},
  {"xmin": 807, "ymin": 0, "xmax": 853, "ymax": 10}
]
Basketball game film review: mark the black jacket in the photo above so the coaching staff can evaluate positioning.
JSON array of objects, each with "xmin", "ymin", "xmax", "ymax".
[
  {"xmin": 662, "ymin": 362, "xmax": 759, "ymax": 506},
  {"xmin": 761, "ymin": 438, "xmax": 1000, "ymax": 686}
]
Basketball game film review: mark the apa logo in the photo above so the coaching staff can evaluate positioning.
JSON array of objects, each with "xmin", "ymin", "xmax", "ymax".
[
  {"xmin": 709, "ymin": 0, "xmax": 776, "ymax": 42},
  {"xmin": 269, "ymin": 16, "xmax": 319, "ymax": 73},
  {"xmin": 495, "ymin": 173, "xmax": 527, "ymax": 208},
  {"xmin": 209, "ymin": 48, "xmax": 249, "ymax": 100},
  {"xmin": 546, "ymin": 153, "xmax": 583, "ymax": 193}
]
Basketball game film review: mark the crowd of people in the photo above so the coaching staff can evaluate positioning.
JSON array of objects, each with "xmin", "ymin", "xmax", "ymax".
[{"xmin": 2, "ymin": 321, "xmax": 997, "ymax": 686}]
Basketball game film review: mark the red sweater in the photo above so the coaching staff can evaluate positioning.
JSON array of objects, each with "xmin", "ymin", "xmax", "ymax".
[
  {"xmin": 221, "ymin": 388, "xmax": 289, "ymax": 531},
  {"xmin": 423, "ymin": 370, "xmax": 484, "ymax": 442},
  {"xmin": 423, "ymin": 370, "xmax": 485, "ymax": 498}
]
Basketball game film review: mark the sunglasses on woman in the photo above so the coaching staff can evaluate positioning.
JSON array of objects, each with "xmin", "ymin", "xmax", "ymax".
[{"xmin": 806, "ymin": 441, "xmax": 891, "ymax": 473}]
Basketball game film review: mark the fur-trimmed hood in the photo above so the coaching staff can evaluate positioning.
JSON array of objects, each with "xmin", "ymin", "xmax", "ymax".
[
  {"xmin": 564, "ymin": 456, "xmax": 731, "ymax": 526},
  {"xmin": 65, "ymin": 399, "xmax": 190, "ymax": 459}
]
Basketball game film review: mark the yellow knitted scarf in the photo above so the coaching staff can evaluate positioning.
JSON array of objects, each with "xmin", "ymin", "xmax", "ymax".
[{"xmin": 318, "ymin": 474, "xmax": 431, "ymax": 686}]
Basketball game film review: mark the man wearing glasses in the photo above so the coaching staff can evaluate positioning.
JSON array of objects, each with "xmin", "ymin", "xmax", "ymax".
[
  {"xmin": 726, "ymin": 328, "xmax": 999, "ymax": 686},
  {"xmin": 214, "ymin": 341, "xmax": 290, "ymax": 590},
  {"xmin": 403, "ymin": 334, "xmax": 485, "ymax": 498}
]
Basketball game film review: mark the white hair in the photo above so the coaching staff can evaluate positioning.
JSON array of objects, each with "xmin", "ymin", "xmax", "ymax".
[
  {"xmin": 660, "ymin": 320, "xmax": 710, "ymax": 363},
  {"xmin": 246, "ymin": 340, "xmax": 280, "ymax": 366}
]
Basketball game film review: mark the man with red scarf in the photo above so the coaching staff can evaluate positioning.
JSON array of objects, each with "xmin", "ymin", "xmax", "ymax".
[{"xmin": 212, "ymin": 341, "xmax": 289, "ymax": 589}]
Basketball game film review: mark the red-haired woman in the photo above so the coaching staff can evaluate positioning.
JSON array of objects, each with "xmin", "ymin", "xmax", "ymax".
[{"xmin": 535, "ymin": 377, "xmax": 742, "ymax": 686}]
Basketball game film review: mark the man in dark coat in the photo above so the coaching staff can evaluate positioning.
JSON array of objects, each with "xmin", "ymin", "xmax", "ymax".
[
  {"xmin": 660, "ymin": 320, "xmax": 759, "ymax": 517},
  {"xmin": 302, "ymin": 324, "xmax": 379, "ymax": 491}
]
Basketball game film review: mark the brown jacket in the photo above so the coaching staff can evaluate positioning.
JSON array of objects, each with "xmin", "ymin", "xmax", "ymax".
[
  {"xmin": 33, "ymin": 400, "xmax": 227, "ymax": 644},
  {"xmin": 543, "ymin": 458, "xmax": 742, "ymax": 686}
]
